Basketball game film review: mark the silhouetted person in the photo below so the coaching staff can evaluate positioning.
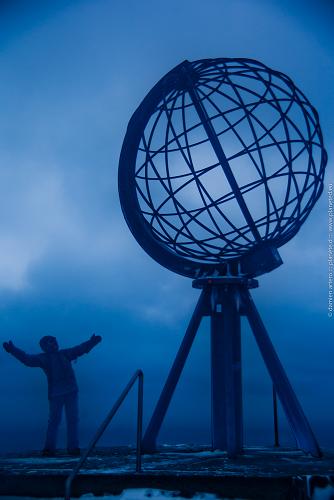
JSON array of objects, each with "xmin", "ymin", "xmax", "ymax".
[{"xmin": 3, "ymin": 334, "xmax": 102, "ymax": 456}]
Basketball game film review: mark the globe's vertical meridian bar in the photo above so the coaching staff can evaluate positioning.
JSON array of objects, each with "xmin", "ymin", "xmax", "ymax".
[{"xmin": 182, "ymin": 63, "xmax": 262, "ymax": 244}]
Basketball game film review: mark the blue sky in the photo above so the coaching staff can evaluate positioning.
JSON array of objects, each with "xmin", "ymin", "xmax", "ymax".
[{"xmin": 0, "ymin": 0, "xmax": 332, "ymax": 453}]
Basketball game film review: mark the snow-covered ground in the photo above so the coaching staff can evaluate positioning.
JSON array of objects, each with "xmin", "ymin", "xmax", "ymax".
[
  {"xmin": 0, "ymin": 492, "xmax": 247, "ymax": 500},
  {"xmin": 5, "ymin": 488, "xmax": 334, "ymax": 500}
]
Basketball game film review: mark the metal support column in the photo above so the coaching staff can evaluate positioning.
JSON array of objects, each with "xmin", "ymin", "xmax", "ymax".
[
  {"xmin": 142, "ymin": 276, "xmax": 321, "ymax": 458},
  {"xmin": 210, "ymin": 284, "xmax": 243, "ymax": 455}
]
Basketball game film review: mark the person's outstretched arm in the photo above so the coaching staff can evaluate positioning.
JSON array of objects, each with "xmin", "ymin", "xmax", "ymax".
[
  {"xmin": 63, "ymin": 334, "xmax": 102, "ymax": 361},
  {"xmin": 3, "ymin": 341, "xmax": 43, "ymax": 367}
]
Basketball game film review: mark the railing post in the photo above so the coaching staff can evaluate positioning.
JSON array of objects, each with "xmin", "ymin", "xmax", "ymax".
[
  {"xmin": 136, "ymin": 371, "xmax": 144, "ymax": 472},
  {"xmin": 64, "ymin": 369, "xmax": 144, "ymax": 500},
  {"xmin": 273, "ymin": 385, "xmax": 280, "ymax": 447}
]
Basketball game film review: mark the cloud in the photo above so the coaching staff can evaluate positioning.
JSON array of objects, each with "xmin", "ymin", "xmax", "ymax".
[{"xmin": 0, "ymin": 0, "xmax": 332, "ymax": 454}]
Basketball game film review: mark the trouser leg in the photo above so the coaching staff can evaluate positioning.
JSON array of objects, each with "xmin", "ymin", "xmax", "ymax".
[
  {"xmin": 44, "ymin": 396, "xmax": 64, "ymax": 450},
  {"xmin": 64, "ymin": 392, "xmax": 79, "ymax": 450}
]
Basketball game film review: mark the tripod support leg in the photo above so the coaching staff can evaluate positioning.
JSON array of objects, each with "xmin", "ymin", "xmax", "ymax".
[
  {"xmin": 142, "ymin": 288, "xmax": 210, "ymax": 452},
  {"xmin": 241, "ymin": 289, "xmax": 321, "ymax": 457}
]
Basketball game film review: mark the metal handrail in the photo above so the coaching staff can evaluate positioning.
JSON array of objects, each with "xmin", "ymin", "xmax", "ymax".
[{"xmin": 64, "ymin": 369, "xmax": 144, "ymax": 500}]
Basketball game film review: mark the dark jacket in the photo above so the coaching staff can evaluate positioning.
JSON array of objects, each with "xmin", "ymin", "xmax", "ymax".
[{"xmin": 8, "ymin": 338, "xmax": 99, "ymax": 399}]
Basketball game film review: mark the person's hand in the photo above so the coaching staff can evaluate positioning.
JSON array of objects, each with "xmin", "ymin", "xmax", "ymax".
[
  {"xmin": 90, "ymin": 333, "xmax": 102, "ymax": 344},
  {"xmin": 3, "ymin": 341, "xmax": 13, "ymax": 353}
]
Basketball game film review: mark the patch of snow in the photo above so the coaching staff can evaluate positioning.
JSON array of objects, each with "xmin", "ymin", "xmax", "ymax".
[{"xmin": 311, "ymin": 485, "xmax": 334, "ymax": 500}]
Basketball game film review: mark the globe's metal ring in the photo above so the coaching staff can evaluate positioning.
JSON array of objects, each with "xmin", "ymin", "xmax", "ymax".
[{"xmin": 118, "ymin": 58, "xmax": 327, "ymax": 279}]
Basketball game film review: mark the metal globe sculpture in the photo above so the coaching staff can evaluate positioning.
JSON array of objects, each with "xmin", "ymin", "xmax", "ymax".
[
  {"xmin": 118, "ymin": 58, "xmax": 327, "ymax": 458},
  {"xmin": 119, "ymin": 58, "xmax": 327, "ymax": 278}
]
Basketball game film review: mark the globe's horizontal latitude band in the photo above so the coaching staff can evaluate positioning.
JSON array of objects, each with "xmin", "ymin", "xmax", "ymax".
[{"xmin": 118, "ymin": 58, "xmax": 327, "ymax": 279}]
